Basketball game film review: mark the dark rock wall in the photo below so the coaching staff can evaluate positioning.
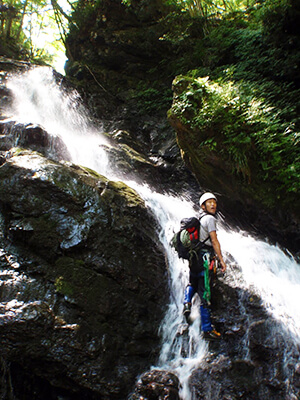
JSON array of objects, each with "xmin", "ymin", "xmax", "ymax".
[{"xmin": 0, "ymin": 148, "xmax": 168, "ymax": 398}]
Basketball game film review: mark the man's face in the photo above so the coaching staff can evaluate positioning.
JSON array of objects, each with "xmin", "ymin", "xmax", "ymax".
[{"xmin": 202, "ymin": 199, "xmax": 217, "ymax": 214}]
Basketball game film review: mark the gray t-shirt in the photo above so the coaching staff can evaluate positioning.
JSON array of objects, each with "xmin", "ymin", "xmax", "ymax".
[{"xmin": 199, "ymin": 213, "xmax": 217, "ymax": 247}]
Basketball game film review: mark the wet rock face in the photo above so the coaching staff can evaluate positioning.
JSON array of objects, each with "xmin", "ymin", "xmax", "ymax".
[
  {"xmin": 129, "ymin": 369, "xmax": 180, "ymax": 400},
  {"xmin": 0, "ymin": 149, "xmax": 168, "ymax": 398},
  {"xmin": 65, "ymin": 0, "xmax": 175, "ymax": 98}
]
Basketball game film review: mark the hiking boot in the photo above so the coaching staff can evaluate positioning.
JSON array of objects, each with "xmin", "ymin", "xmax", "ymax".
[
  {"xmin": 183, "ymin": 303, "xmax": 191, "ymax": 322},
  {"xmin": 203, "ymin": 329, "xmax": 221, "ymax": 341}
]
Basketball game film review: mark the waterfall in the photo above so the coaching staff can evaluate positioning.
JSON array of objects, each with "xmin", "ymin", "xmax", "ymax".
[
  {"xmin": 5, "ymin": 67, "xmax": 300, "ymax": 399},
  {"xmin": 5, "ymin": 67, "xmax": 110, "ymax": 176}
]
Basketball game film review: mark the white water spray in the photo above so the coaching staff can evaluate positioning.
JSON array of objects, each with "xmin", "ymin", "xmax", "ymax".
[
  {"xmin": 5, "ymin": 67, "xmax": 300, "ymax": 398},
  {"xmin": 219, "ymin": 229, "xmax": 300, "ymax": 343}
]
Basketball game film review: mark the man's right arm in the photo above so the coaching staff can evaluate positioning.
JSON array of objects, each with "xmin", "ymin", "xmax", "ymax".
[{"xmin": 210, "ymin": 230, "xmax": 227, "ymax": 272}]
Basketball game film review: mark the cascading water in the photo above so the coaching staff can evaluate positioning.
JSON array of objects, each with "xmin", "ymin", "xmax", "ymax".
[
  {"xmin": 4, "ymin": 67, "xmax": 300, "ymax": 399},
  {"xmin": 219, "ymin": 230, "xmax": 300, "ymax": 344}
]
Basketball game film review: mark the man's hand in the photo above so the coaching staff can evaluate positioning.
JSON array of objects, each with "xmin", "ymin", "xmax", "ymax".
[{"xmin": 219, "ymin": 259, "xmax": 227, "ymax": 273}]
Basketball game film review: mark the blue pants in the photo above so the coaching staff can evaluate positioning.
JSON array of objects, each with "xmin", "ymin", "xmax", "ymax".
[{"xmin": 184, "ymin": 272, "xmax": 212, "ymax": 332}]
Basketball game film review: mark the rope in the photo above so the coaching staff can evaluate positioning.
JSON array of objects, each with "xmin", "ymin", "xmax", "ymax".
[
  {"xmin": 202, "ymin": 253, "xmax": 211, "ymax": 305},
  {"xmin": 84, "ymin": 64, "xmax": 116, "ymax": 98}
]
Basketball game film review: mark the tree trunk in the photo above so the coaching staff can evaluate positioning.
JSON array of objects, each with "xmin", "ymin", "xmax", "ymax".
[{"xmin": 16, "ymin": 0, "xmax": 28, "ymax": 41}]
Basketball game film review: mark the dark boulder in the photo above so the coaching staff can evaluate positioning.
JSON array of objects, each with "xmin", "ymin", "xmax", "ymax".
[
  {"xmin": 0, "ymin": 120, "xmax": 71, "ymax": 161},
  {"xmin": 0, "ymin": 149, "xmax": 168, "ymax": 398},
  {"xmin": 129, "ymin": 369, "xmax": 180, "ymax": 400}
]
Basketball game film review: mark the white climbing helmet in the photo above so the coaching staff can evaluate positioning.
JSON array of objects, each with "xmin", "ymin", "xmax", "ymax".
[{"xmin": 199, "ymin": 192, "xmax": 217, "ymax": 207}]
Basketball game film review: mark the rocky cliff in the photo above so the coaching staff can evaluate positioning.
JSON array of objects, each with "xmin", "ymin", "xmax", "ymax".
[{"xmin": 0, "ymin": 60, "xmax": 168, "ymax": 399}]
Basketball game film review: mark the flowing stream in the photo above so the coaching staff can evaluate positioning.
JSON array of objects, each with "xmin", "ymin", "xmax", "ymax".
[{"xmin": 5, "ymin": 67, "xmax": 300, "ymax": 399}]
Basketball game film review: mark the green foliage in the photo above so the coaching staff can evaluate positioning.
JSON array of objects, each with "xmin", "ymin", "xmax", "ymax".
[
  {"xmin": 176, "ymin": 0, "xmax": 300, "ymax": 137},
  {"xmin": 167, "ymin": 0, "xmax": 257, "ymax": 18},
  {"xmin": 131, "ymin": 81, "xmax": 173, "ymax": 114},
  {"xmin": 0, "ymin": 0, "xmax": 72, "ymax": 66},
  {"xmin": 170, "ymin": 75, "xmax": 299, "ymax": 204}
]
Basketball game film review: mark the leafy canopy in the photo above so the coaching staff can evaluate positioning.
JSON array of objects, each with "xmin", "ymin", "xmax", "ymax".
[{"xmin": 0, "ymin": 0, "xmax": 73, "ymax": 69}]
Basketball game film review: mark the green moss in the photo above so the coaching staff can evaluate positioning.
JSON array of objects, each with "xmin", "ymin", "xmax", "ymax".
[
  {"xmin": 54, "ymin": 276, "xmax": 74, "ymax": 297},
  {"xmin": 78, "ymin": 165, "xmax": 106, "ymax": 179},
  {"xmin": 11, "ymin": 147, "xmax": 27, "ymax": 156},
  {"xmin": 119, "ymin": 144, "xmax": 151, "ymax": 165},
  {"xmin": 53, "ymin": 257, "xmax": 113, "ymax": 309},
  {"xmin": 105, "ymin": 181, "xmax": 145, "ymax": 208},
  {"xmin": 53, "ymin": 257, "xmax": 87, "ymax": 298}
]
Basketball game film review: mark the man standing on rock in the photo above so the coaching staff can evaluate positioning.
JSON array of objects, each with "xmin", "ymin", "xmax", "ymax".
[{"xmin": 180, "ymin": 192, "xmax": 227, "ymax": 340}]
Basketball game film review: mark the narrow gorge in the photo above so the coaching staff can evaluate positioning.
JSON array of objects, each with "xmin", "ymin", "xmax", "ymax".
[{"xmin": 0, "ymin": 1, "xmax": 300, "ymax": 399}]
